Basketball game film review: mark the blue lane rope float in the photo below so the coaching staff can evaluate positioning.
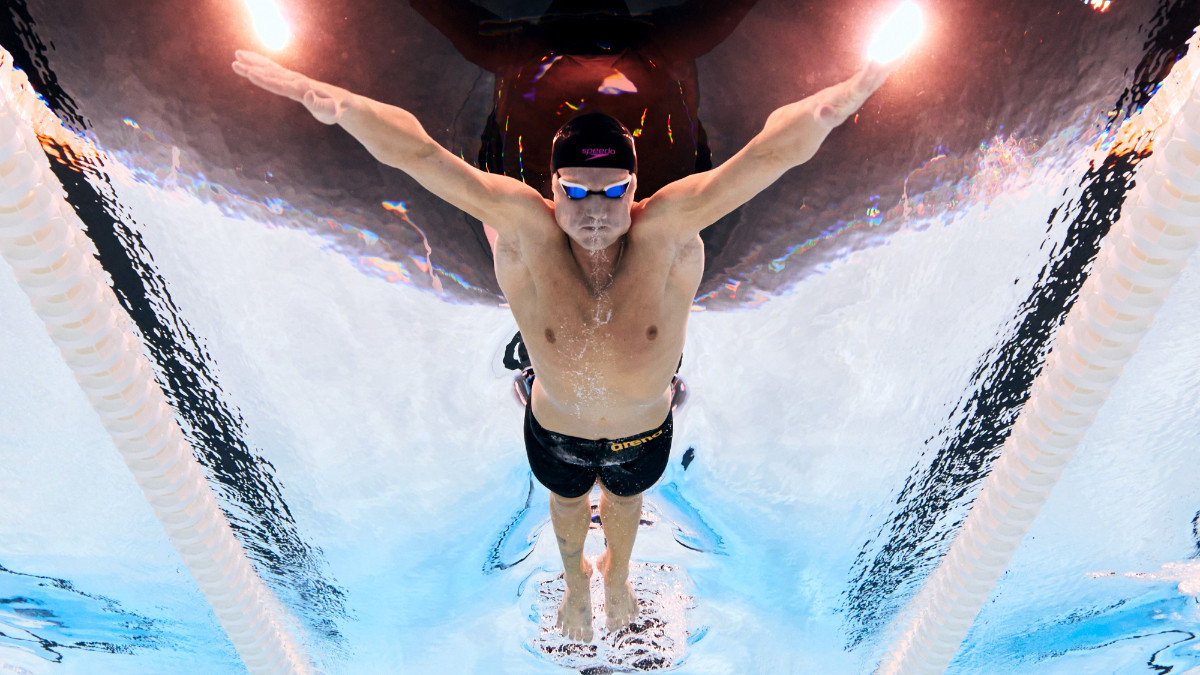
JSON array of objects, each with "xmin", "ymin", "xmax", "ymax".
[
  {"xmin": 0, "ymin": 48, "xmax": 309, "ymax": 675},
  {"xmin": 877, "ymin": 27, "xmax": 1200, "ymax": 675}
]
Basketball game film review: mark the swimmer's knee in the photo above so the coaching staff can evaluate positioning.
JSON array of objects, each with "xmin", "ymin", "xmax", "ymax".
[{"xmin": 550, "ymin": 490, "xmax": 591, "ymax": 506}]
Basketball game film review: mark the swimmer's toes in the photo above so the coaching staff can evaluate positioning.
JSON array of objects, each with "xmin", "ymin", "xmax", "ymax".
[
  {"xmin": 559, "ymin": 621, "xmax": 592, "ymax": 642},
  {"xmin": 602, "ymin": 579, "xmax": 639, "ymax": 632}
]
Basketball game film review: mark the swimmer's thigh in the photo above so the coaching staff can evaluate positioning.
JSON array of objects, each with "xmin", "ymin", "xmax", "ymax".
[
  {"xmin": 526, "ymin": 449, "xmax": 597, "ymax": 499},
  {"xmin": 598, "ymin": 442, "xmax": 671, "ymax": 498},
  {"xmin": 524, "ymin": 417, "xmax": 597, "ymax": 499}
]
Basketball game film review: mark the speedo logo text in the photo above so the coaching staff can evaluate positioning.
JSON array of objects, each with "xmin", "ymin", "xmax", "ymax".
[{"xmin": 582, "ymin": 147, "xmax": 616, "ymax": 161}]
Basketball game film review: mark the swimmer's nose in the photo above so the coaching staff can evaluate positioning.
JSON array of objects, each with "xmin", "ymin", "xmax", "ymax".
[{"xmin": 583, "ymin": 196, "xmax": 611, "ymax": 218}]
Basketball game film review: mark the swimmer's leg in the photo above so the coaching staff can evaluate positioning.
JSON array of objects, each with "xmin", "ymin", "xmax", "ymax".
[
  {"xmin": 548, "ymin": 488, "xmax": 596, "ymax": 641},
  {"xmin": 595, "ymin": 483, "xmax": 642, "ymax": 632}
]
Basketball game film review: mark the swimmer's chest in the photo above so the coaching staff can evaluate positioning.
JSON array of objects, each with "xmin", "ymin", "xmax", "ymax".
[{"xmin": 498, "ymin": 231, "xmax": 700, "ymax": 365}]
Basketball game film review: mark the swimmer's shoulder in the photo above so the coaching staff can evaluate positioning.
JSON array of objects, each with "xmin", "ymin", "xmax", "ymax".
[
  {"xmin": 494, "ymin": 197, "xmax": 566, "ymax": 263},
  {"xmin": 630, "ymin": 197, "xmax": 703, "ymax": 253}
]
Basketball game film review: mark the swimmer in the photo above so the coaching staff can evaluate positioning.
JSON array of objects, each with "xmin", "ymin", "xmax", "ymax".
[{"xmin": 233, "ymin": 49, "xmax": 896, "ymax": 641}]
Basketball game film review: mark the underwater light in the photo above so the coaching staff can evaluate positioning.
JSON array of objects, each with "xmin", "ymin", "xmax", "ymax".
[
  {"xmin": 867, "ymin": 1, "xmax": 924, "ymax": 64},
  {"xmin": 244, "ymin": 0, "xmax": 292, "ymax": 51}
]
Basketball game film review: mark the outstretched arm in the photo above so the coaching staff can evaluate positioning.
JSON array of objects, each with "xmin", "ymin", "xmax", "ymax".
[
  {"xmin": 638, "ymin": 61, "xmax": 893, "ymax": 237},
  {"xmin": 231, "ymin": 50, "xmax": 544, "ymax": 232}
]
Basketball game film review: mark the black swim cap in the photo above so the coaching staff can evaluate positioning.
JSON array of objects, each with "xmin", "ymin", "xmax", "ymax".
[{"xmin": 551, "ymin": 112, "xmax": 637, "ymax": 173}]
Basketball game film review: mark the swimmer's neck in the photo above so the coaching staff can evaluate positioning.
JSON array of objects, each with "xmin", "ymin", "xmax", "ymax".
[{"xmin": 569, "ymin": 235, "xmax": 627, "ymax": 295}]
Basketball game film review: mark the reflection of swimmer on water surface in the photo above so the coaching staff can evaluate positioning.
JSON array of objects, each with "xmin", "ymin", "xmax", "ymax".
[{"xmin": 409, "ymin": 0, "xmax": 759, "ymax": 198}]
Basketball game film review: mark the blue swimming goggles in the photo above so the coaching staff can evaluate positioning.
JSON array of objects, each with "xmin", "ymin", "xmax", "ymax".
[{"xmin": 557, "ymin": 174, "xmax": 632, "ymax": 200}]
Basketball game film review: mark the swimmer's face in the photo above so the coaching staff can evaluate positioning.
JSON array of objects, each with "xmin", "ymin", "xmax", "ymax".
[{"xmin": 552, "ymin": 167, "xmax": 636, "ymax": 251}]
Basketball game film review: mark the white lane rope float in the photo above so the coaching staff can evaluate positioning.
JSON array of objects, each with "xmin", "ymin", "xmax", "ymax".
[
  {"xmin": 877, "ymin": 27, "xmax": 1200, "ymax": 675},
  {"xmin": 0, "ymin": 48, "xmax": 309, "ymax": 675}
]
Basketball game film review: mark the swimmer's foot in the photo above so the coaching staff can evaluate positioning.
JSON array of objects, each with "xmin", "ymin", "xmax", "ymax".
[
  {"xmin": 595, "ymin": 548, "xmax": 639, "ymax": 632},
  {"xmin": 556, "ymin": 555, "xmax": 594, "ymax": 642}
]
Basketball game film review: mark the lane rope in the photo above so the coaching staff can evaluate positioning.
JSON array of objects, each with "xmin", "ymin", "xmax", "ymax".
[
  {"xmin": 0, "ymin": 48, "xmax": 310, "ymax": 675},
  {"xmin": 877, "ymin": 26, "xmax": 1200, "ymax": 675}
]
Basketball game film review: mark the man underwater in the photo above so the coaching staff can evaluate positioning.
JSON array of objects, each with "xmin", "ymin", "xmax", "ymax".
[{"xmin": 233, "ymin": 48, "xmax": 894, "ymax": 642}]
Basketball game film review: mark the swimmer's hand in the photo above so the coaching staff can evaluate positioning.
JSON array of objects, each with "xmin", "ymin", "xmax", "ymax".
[
  {"xmin": 232, "ymin": 50, "xmax": 347, "ymax": 125},
  {"xmin": 812, "ymin": 60, "xmax": 895, "ymax": 129},
  {"xmin": 749, "ymin": 59, "xmax": 899, "ymax": 169}
]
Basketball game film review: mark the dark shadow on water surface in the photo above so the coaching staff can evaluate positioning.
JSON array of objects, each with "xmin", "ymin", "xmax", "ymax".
[
  {"xmin": 843, "ymin": 145, "xmax": 1148, "ymax": 647},
  {"xmin": 954, "ymin": 590, "xmax": 1200, "ymax": 673},
  {"xmin": 0, "ymin": 562, "xmax": 163, "ymax": 664},
  {"xmin": 2, "ymin": 3, "xmax": 351, "ymax": 653}
]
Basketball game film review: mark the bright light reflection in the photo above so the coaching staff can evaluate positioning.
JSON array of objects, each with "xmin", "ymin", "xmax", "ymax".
[
  {"xmin": 244, "ymin": 0, "xmax": 291, "ymax": 51},
  {"xmin": 867, "ymin": 1, "xmax": 924, "ymax": 63}
]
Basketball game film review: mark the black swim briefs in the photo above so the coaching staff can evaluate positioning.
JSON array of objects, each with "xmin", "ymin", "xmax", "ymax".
[{"xmin": 524, "ymin": 399, "xmax": 673, "ymax": 499}]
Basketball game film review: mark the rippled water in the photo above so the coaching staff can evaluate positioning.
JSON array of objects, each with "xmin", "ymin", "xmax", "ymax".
[{"xmin": 3, "ymin": 0, "xmax": 1200, "ymax": 673}]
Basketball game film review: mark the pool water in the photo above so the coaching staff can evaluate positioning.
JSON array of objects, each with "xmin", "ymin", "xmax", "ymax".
[{"xmin": 3, "ymin": 0, "xmax": 1200, "ymax": 673}]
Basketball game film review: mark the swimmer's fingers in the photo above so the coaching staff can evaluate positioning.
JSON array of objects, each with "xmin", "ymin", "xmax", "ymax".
[
  {"xmin": 233, "ymin": 50, "xmax": 309, "ymax": 101},
  {"xmin": 233, "ymin": 49, "xmax": 284, "ymax": 72},
  {"xmin": 232, "ymin": 50, "xmax": 344, "ymax": 125},
  {"xmin": 856, "ymin": 60, "xmax": 895, "ymax": 96},
  {"xmin": 813, "ymin": 62, "xmax": 896, "ymax": 128}
]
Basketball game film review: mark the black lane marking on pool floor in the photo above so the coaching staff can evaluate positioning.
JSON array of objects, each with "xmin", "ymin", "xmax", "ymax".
[
  {"xmin": 1, "ymin": 1, "xmax": 350, "ymax": 650},
  {"xmin": 842, "ymin": 0, "xmax": 1200, "ymax": 651}
]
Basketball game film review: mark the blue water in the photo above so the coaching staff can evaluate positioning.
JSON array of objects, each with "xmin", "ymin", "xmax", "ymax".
[
  {"xmin": 4, "ymin": 1, "xmax": 1200, "ymax": 673},
  {"xmin": 5, "ymin": 117, "xmax": 1200, "ymax": 672}
]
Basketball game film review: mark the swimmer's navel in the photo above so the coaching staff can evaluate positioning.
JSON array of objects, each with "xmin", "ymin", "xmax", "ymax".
[
  {"xmin": 545, "ymin": 328, "xmax": 557, "ymax": 344},
  {"xmin": 646, "ymin": 325, "xmax": 658, "ymax": 340}
]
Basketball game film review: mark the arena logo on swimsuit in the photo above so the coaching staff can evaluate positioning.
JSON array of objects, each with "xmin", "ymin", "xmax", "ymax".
[{"xmin": 609, "ymin": 428, "xmax": 664, "ymax": 452}]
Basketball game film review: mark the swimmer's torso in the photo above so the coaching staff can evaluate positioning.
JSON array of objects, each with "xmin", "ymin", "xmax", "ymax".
[{"xmin": 494, "ymin": 204, "xmax": 703, "ymax": 440}]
